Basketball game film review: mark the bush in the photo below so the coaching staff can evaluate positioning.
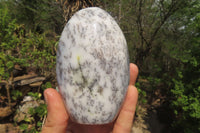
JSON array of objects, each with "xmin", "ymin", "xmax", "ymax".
[
  {"xmin": 0, "ymin": 4, "xmax": 57, "ymax": 80},
  {"xmin": 0, "ymin": 4, "xmax": 55, "ymax": 132}
]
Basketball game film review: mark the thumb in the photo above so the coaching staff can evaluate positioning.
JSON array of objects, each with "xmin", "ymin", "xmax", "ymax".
[{"xmin": 42, "ymin": 88, "xmax": 69, "ymax": 133}]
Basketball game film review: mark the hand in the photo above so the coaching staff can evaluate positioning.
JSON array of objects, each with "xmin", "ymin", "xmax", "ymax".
[{"xmin": 42, "ymin": 63, "xmax": 138, "ymax": 133}]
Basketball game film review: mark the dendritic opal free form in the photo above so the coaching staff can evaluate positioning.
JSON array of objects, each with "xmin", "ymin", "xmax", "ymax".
[{"xmin": 56, "ymin": 7, "xmax": 129, "ymax": 124}]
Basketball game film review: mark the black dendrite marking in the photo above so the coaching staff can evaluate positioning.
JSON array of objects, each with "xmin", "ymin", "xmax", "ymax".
[
  {"xmin": 77, "ymin": 59, "xmax": 88, "ymax": 88},
  {"xmin": 77, "ymin": 59, "xmax": 96, "ymax": 94}
]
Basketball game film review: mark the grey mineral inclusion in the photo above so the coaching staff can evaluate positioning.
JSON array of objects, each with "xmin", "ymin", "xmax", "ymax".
[{"xmin": 56, "ymin": 7, "xmax": 129, "ymax": 124}]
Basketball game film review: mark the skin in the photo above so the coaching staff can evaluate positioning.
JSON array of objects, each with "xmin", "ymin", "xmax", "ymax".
[{"xmin": 42, "ymin": 63, "xmax": 139, "ymax": 133}]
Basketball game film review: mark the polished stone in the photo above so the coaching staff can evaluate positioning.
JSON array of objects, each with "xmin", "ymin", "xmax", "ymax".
[{"xmin": 56, "ymin": 7, "xmax": 129, "ymax": 124}]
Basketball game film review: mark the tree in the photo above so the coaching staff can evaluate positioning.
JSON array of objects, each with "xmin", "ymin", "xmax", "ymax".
[
  {"xmin": 0, "ymin": 0, "xmax": 58, "ymax": 108},
  {"xmin": 56, "ymin": 0, "xmax": 102, "ymax": 22},
  {"xmin": 102, "ymin": 0, "xmax": 200, "ymax": 132},
  {"xmin": 168, "ymin": 1, "xmax": 200, "ymax": 132},
  {"xmin": 8, "ymin": 0, "xmax": 65, "ymax": 34}
]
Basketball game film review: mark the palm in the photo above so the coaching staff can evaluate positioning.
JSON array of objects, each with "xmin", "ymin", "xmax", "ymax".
[{"xmin": 67, "ymin": 120, "xmax": 114, "ymax": 133}]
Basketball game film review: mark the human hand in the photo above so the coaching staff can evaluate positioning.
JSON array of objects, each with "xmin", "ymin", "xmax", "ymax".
[{"xmin": 42, "ymin": 63, "xmax": 138, "ymax": 133}]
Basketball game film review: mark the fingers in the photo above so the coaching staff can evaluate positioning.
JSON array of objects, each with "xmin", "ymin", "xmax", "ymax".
[
  {"xmin": 113, "ymin": 63, "xmax": 139, "ymax": 133},
  {"xmin": 42, "ymin": 88, "xmax": 69, "ymax": 133},
  {"xmin": 113, "ymin": 85, "xmax": 138, "ymax": 133},
  {"xmin": 129, "ymin": 63, "xmax": 139, "ymax": 86}
]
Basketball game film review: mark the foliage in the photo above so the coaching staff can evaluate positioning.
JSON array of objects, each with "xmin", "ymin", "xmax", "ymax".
[
  {"xmin": 16, "ymin": 92, "xmax": 47, "ymax": 132},
  {"xmin": 28, "ymin": 92, "xmax": 42, "ymax": 101},
  {"xmin": 11, "ymin": 90, "xmax": 23, "ymax": 100},
  {"xmin": 169, "ymin": 7, "xmax": 200, "ymax": 132},
  {"xmin": 0, "ymin": 1, "xmax": 52, "ymax": 132},
  {"xmin": 171, "ymin": 79, "xmax": 200, "ymax": 133},
  {"xmin": 0, "ymin": 3, "xmax": 22, "ymax": 79},
  {"xmin": 8, "ymin": 0, "xmax": 65, "ymax": 34},
  {"xmin": 103, "ymin": 0, "xmax": 200, "ymax": 132},
  {"xmin": 57, "ymin": 0, "xmax": 102, "ymax": 22},
  {"xmin": 0, "ymin": 2, "xmax": 57, "ymax": 80},
  {"xmin": 135, "ymin": 81, "xmax": 147, "ymax": 104},
  {"xmin": 41, "ymin": 82, "xmax": 52, "ymax": 90}
]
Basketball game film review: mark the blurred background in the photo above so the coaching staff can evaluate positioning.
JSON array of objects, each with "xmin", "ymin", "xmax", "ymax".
[{"xmin": 0, "ymin": 0, "xmax": 199, "ymax": 132}]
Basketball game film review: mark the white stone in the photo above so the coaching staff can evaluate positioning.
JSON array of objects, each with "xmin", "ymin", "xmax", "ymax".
[{"xmin": 56, "ymin": 7, "xmax": 129, "ymax": 124}]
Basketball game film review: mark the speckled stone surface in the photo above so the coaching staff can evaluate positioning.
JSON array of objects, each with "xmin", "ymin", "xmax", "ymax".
[{"xmin": 56, "ymin": 7, "xmax": 129, "ymax": 124}]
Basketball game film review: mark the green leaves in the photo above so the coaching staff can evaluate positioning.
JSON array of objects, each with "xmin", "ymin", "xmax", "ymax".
[
  {"xmin": 28, "ymin": 92, "xmax": 42, "ymax": 100},
  {"xmin": 171, "ymin": 75, "xmax": 200, "ymax": 132},
  {"xmin": 6, "ymin": 61, "xmax": 14, "ymax": 71},
  {"xmin": 10, "ymin": 0, "xmax": 64, "ymax": 34},
  {"xmin": 0, "ymin": 12, "xmax": 57, "ymax": 80},
  {"xmin": 18, "ymin": 102, "xmax": 47, "ymax": 132},
  {"xmin": 29, "ymin": 103, "xmax": 47, "ymax": 118},
  {"xmin": 19, "ymin": 123, "xmax": 28, "ymax": 131},
  {"xmin": 11, "ymin": 90, "xmax": 23, "ymax": 101},
  {"xmin": 42, "ymin": 82, "xmax": 52, "ymax": 90}
]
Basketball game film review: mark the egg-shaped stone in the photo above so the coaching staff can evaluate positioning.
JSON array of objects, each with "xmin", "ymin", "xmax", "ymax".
[{"xmin": 56, "ymin": 7, "xmax": 129, "ymax": 125}]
